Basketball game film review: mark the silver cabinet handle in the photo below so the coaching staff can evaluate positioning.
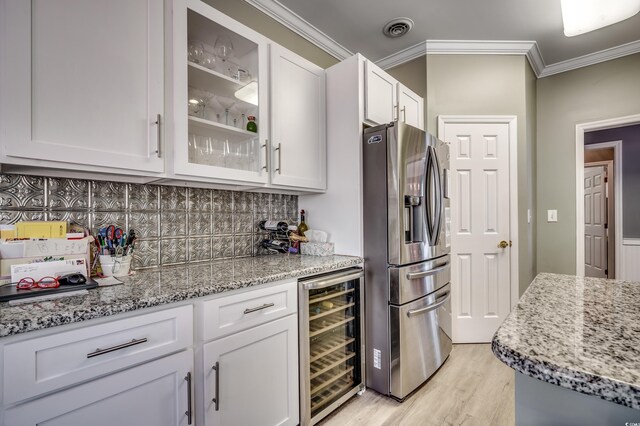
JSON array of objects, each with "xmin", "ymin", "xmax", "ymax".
[
  {"xmin": 86, "ymin": 337, "xmax": 148, "ymax": 358},
  {"xmin": 155, "ymin": 114, "xmax": 162, "ymax": 158},
  {"xmin": 262, "ymin": 141, "xmax": 268, "ymax": 171},
  {"xmin": 185, "ymin": 372, "xmax": 193, "ymax": 424},
  {"xmin": 401, "ymin": 106, "xmax": 406, "ymax": 122},
  {"xmin": 406, "ymin": 262, "xmax": 449, "ymax": 280},
  {"xmin": 407, "ymin": 291, "xmax": 450, "ymax": 317},
  {"xmin": 212, "ymin": 362, "xmax": 220, "ymax": 411},
  {"xmin": 394, "ymin": 104, "xmax": 399, "ymax": 121},
  {"xmin": 243, "ymin": 303, "xmax": 274, "ymax": 314},
  {"xmin": 274, "ymin": 143, "xmax": 282, "ymax": 174}
]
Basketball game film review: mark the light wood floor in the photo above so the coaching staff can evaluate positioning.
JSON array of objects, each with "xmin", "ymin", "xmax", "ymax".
[{"xmin": 319, "ymin": 344, "xmax": 514, "ymax": 426}]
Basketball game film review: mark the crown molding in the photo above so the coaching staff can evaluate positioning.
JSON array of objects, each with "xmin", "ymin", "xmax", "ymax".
[
  {"xmin": 244, "ymin": 0, "xmax": 352, "ymax": 60},
  {"xmin": 376, "ymin": 40, "xmax": 546, "ymax": 76},
  {"xmin": 243, "ymin": 1, "xmax": 639, "ymax": 78},
  {"xmin": 538, "ymin": 39, "xmax": 640, "ymax": 77}
]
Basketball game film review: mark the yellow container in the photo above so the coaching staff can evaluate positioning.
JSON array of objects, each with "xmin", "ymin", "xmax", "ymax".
[{"xmin": 16, "ymin": 221, "xmax": 67, "ymax": 238}]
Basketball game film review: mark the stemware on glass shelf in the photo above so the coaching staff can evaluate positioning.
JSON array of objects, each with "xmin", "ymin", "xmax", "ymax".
[
  {"xmin": 187, "ymin": 40, "xmax": 205, "ymax": 64},
  {"xmin": 213, "ymin": 35, "xmax": 234, "ymax": 64},
  {"xmin": 216, "ymin": 96, "xmax": 236, "ymax": 127}
]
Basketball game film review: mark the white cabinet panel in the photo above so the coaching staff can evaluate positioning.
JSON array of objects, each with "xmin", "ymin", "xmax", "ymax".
[
  {"xmin": 364, "ymin": 61, "xmax": 397, "ymax": 125},
  {"xmin": 398, "ymin": 84, "xmax": 424, "ymax": 130},
  {"xmin": 0, "ymin": 0, "xmax": 165, "ymax": 174},
  {"xmin": 270, "ymin": 44, "xmax": 326, "ymax": 190},
  {"xmin": 203, "ymin": 315, "xmax": 298, "ymax": 426},
  {"xmin": 4, "ymin": 350, "xmax": 193, "ymax": 426}
]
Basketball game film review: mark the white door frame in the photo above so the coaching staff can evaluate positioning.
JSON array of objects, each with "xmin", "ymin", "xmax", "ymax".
[
  {"xmin": 438, "ymin": 115, "xmax": 519, "ymax": 308},
  {"xmin": 575, "ymin": 113, "xmax": 640, "ymax": 277}
]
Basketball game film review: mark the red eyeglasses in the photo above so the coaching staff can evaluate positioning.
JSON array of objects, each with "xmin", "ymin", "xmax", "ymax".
[{"xmin": 16, "ymin": 276, "xmax": 60, "ymax": 290}]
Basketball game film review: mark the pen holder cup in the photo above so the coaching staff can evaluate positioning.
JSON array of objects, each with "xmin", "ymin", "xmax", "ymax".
[{"xmin": 99, "ymin": 254, "xmax": 132, "ymax": 277}]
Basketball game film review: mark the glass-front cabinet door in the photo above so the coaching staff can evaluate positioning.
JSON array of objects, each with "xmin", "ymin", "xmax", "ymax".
[{"xmin": 172, "ymin": 0, "xmax": 269, "ymax": 184}]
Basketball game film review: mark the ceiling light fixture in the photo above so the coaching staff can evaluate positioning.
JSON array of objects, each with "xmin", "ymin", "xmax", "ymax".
[{"xmin": 561, "ymin": 0, "xmax": 640, "ymax": 37}]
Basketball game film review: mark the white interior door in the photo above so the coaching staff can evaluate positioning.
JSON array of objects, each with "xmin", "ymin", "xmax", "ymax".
[
  {"xmin": 441, "ymin": 120, "xmax": 512, "ymax": 343},
  {"xmin": 584, "ymin": 165, "xmax": 608, "ymax": 278}
]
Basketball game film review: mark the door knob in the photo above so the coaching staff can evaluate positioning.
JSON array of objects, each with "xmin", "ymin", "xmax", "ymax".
[{"xmin": 498, "ymin": 240, "xmax": 510, "ymax": 249}]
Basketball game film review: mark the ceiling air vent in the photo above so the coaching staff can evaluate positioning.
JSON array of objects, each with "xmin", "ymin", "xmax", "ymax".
[{"xmin": 383, "ymin": 18, "xmax": 414, "ymax": 38}]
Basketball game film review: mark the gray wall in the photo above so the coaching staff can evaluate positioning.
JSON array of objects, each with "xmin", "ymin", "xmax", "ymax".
[
  {"xmin": 536, "ymin": 53, "xmax": 640, "ymax": 274},
  {"xmin": 585, "ymin": 124, "xmax": 640, "ymax": 238},
  {"xmin": 426, "ymin": 54, "xmax": 537, "ymax": 294},
  {"xmin": 203, "ymin": 0, "xmax": 339, "ymax": 69}
]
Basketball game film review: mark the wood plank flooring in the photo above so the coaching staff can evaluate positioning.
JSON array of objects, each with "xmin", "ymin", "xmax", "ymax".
[{"xmin": 319, "ymin": 344, "xmax": 514, "ymax": 426}]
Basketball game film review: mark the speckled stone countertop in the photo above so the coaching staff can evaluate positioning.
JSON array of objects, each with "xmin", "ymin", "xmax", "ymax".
[
  {"xmin": 0, "ymin": 254, "xmax": 362, "ymax": 338},
  {"xmin": 492, "ymin": 272, "xmax": 640, "ymax": 409}
]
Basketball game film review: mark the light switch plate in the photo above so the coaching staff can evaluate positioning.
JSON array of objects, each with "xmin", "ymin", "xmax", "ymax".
[{"xmin": 547, "ymin": 209, "xmax": 558, "ymax": 222}]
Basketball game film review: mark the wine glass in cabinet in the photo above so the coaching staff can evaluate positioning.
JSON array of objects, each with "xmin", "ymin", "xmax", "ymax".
[{"xmin": 172, "ymin": 0, "xmax": 269, "ymax": 184}]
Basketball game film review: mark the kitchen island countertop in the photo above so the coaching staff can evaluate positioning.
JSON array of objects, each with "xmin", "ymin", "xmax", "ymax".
[
  {"xmin": 492, "ymin": 272, "xmax": 640, "ymax": 410},
  {"xmin": 0, "ymin": 254, "xmax": 362, "ymax": 338}
]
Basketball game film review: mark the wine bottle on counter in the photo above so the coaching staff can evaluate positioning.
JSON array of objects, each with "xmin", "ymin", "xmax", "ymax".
[
  {"xmin": 261, "ymin": 239, "xmax": 289, "ymax": 253},
  {"xmin": 297, "ymin": 209, "xmax": 308, "ymax": 236},
  {"xmin": 259, "ymin": 220, "xmax": 289, "ymax": 233}
]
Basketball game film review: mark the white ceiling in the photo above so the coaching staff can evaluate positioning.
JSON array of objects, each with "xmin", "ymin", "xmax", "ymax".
[{"xmin": 271, "ymin": 0, "xmax": 640, "ymax": 68}]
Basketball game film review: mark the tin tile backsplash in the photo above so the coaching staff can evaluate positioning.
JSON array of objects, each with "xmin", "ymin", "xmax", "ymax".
[{"xmin": 0, "ymin": 174, "xmax": 297, "ymax": 269}]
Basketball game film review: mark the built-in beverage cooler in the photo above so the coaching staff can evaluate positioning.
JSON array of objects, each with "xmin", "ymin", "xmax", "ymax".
[{"xmin": 299, "ymin": 268, "xmax": 365, "ymax": 425}]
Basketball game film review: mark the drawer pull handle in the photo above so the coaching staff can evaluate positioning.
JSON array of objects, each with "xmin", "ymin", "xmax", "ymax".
[
  {"xmin": 185, "ymin": 372, "xmax": 193, "ymax": 424},
  {"xmin": 243, "ymin": 303, "xmax": 275, "ymax": 314},
  {"xmin": 212, "ymin": 361, "xmax": 220, "ymax": 411},
  {"xmin": 86, "ymin": 337, "xmax": 148, "ymax": 358},
  {"xmin": 406, "ymin": 262, "xmax": 449, "ymax": 280}
]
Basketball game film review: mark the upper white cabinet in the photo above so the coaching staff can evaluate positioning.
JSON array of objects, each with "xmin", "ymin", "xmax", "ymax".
[
  {"xmin": 171, "ymin": 0, "xmax": 269, "ymax": 185},
  {"xmin": 171, "ymin": 0, "xmax": 326, "ymax": 191},
  {"xmin": 270, "ymin": 44, "xmax": 326, "ymax": 190},
  {"xmin": 364, "ymin": 61, "xmax": 397, "ymax": 125},
  {"xmin": 398, "ymin": 84, "xmax": 424, "ymax": 130},
  {"xmin": 364, "ymin": 60, "xmax": 424, "ymax": 131},
  {"xmin": 0, "ymin": 0, "xmax": 165, "ymax": 175}
]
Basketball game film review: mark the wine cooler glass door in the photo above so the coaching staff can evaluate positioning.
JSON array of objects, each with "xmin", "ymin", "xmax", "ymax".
[{"xmin": 300, "ymin": 268, "xmax": 364, "ymax": 425}]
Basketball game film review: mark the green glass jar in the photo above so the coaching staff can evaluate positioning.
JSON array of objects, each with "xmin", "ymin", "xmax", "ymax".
[{"xmin": 246, "ymin": 116, "xmax": 257, "ymax": 133}]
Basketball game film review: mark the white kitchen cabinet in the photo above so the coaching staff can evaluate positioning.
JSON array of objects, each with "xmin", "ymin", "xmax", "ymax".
[
  {"xmin": 0, "ymin": 0, "xmax": 165, "ymax": 175},
  {"xmin": 270, "ymin": 44, "xmax": 326, "ymax": 190},
  {"xmin": 171, "ymin": 0, "xmax": 270, "ymax": 185},
  {"xmin": 398, "ymin": 83, "xmax": 424, "ymax": 130},
  {"xmin": 364, "ymin": 60, "xmax": 424, "ymax": 130},
  {"xmin": 202, "ymin": 314, "xmax": 299, "ymax": 426},
  {"xmin": 4, "ymin": 349, "xmax": 194, "ymax": 426},
  {"xmin": 364, "ymin": 60, "xmax": 397, "ymax": 125}
]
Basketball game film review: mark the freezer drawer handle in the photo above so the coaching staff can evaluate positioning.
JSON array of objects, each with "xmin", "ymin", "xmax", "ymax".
[
  {"xmin": 243, "ymin": 303, "xmax": 275, "ymax": 314},
  {"xmin": 405, "ymin": 262, "xmax": 449, "ymax": 280},
  {"xmin": 406, "ymin": 291, "xmax": 450, "ymax": 317},
  {"xmin": 86, "ymin": 337, "xmax": 148, "ymax": 358}
]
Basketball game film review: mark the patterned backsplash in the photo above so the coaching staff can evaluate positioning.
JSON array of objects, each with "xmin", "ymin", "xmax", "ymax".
[{"xmin": 0, "ymin": 174, "xmax": 298, "ymax": 269}]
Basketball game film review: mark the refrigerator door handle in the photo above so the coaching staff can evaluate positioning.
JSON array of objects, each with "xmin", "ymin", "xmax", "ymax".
[
  {"xmin": 406, "ymin": 290, "xmax": 451, "ymax": 317},
  {"xmin": 429, "ymin": 145, "xmax": 443, "ymax": 246},
  {"xmin": 405, "ymin": 262, "xmax": 450, "ymax": 280}
]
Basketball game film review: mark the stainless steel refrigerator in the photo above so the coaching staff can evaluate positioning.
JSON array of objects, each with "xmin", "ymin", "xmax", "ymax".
[{"xmin": 363, "ymin": 121, "xmax": 452, "ymax": 400}]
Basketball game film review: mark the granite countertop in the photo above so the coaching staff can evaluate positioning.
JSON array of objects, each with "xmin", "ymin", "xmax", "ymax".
[
  {"xmin": 492, "ymin": 272, "xmax": 640, "ymax": 409},
  {"xmin": 0, "ymin": 254, "xmax": 362, "ymax": 338}
]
